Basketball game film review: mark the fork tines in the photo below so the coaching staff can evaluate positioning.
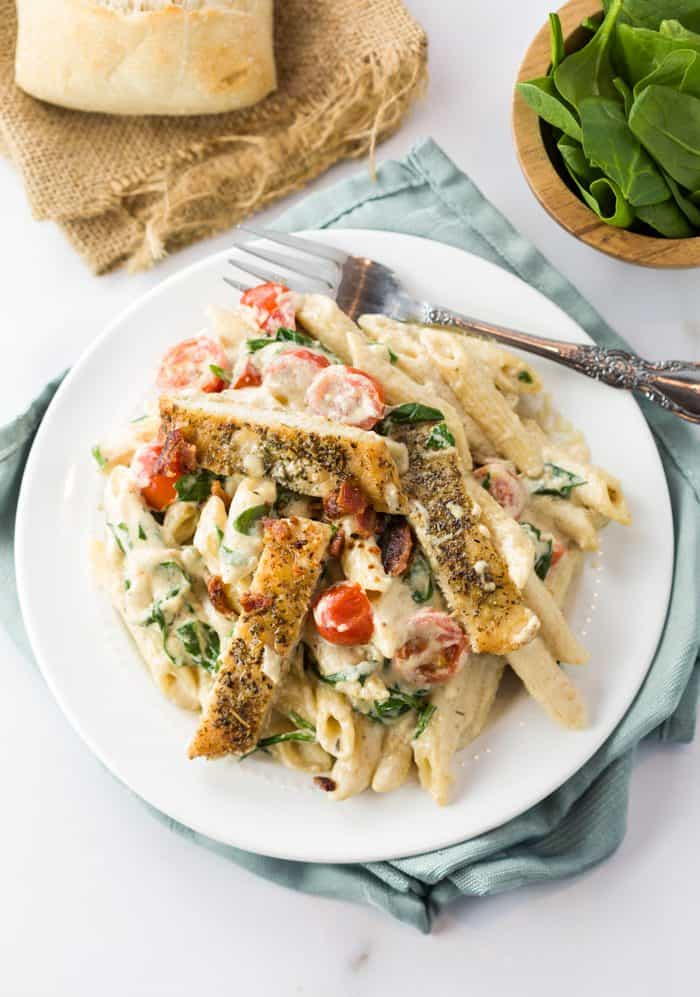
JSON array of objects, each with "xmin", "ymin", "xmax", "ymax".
[{"xmin": 227, "ymin": 225, "xmax": 346, "ymax": 293}]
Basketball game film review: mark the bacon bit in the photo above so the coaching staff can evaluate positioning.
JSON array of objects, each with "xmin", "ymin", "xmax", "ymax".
[
  {"xmin": 154, "ymin": 429, "xmax": 197, "ymax": 478},
  {"xmin": 263, "ymin": 518, "xmax": 293, "ymax": 543},
  {"xmin": 328, "ymin": 529, "xmax": 345, "ymax": 559},
  {"xmin": 313, "ymin": 776, "xmax": 337, "ymax": 793},
  {"xmin": 207, "ymin": 576, "xmax": 236, "ymax": 618},
  {"xmin": 380, "ymin": 518, "xmax": 414, "ymax": 576},
  {"xmin": 353, "ymin": 505, "xmax": 377, "ymax": 538},
  {"xmin": 323, "ymin": 480, "xmax": 368, "ymax": 520},
  {"xmin": 240, "ymin": 591, "xmax": 274, "ymax": 615},
  {"xmin": 210, "ymin": 480, "xmax": 231, "ymax": 510}
]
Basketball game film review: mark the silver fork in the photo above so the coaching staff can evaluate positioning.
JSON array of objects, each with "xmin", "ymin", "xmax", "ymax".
[{"xmin": 225, "ymin": 225, "xmax": 700, "ymax": 424}]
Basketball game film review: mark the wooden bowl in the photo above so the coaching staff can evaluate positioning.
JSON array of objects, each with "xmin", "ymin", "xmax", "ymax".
[{"xmin": 513, "ymin": 0, "xmax": 700, "ymax": 267}]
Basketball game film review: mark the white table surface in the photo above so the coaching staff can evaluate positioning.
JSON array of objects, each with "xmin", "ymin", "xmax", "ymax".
[{"xmin": 2, "ymin": 2, "xmax": 698, "ymax": 994}]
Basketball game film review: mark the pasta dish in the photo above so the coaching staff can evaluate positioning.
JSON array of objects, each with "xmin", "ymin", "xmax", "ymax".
[{"xmin": 91, "ymin": 282, "xmax": 630, "ymax": 804}]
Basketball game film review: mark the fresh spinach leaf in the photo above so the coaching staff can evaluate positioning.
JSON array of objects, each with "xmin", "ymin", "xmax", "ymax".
[
  {"xmin": 636, "ymin": 197, "xmax": 694, "ymax": 234},
  {"xmin": 425, "ymin": 422, "xmax": 456, "ymax": 451},
  {"xmin": 659, "ymin": 18, "xmax": 700, "ymax": 46},
  {"xmin": 276, "ymin": 327, "xmax": 314, "ymax": 346},
  {"xmin": 517, "ymin": 77, "xmax": 583, "ymax": 141},
  {"xmin": 613, "ymin": 76, "xmax": 634, "ymax": 114},
  {"xmin": 554, "ymin": 0, "xmax": 623, "ymax": 109},
  {"xmin": 209, "ymin": 363, "xmax": 231, "ymax": 384},
  {"xmin": 532, "ymin": 463, "xmax": 587, "ymax": 498},
  {"xmin": 557, "ymin": 135, "xmax": 635, "ymax": 226},
  {"xmin": 405, "ymin": 550, "xmax": 434, "ymax": 604},
  {"xmin": 233, "ymin": 503, "xmax": 270, "ymax": 535},
  {"xmin": 616, "ymin": 0, "xmax": 700, "ymax": 31},
  {"xmin": 375, "ymin": 402, "xmax": 444, "ymax": 435},
  {"xmin": 176, "ymin": 620, "xmax": 220, "ymax": 672},
  {"xmin": 629, "ymin": 84, "xmax": 700, "ymax": 189},
  {"xmin": 175, "ymin": 469, "xmax": 220, "ymax": 503},
  {"xmin": 549, "ymin": 12, "xmax": 566, "ymax": 71},
  {"xmin": 633, "ymin": 49, "xmax": 700, "ymax": 99},
  {"xmin": 581, "ymin": 96, "xmax": 670, "ymax": 205},
  {"xmin": 613, "ymin": 24, "xmax": 677, "ymax": 85},
  {"xmin": 413, "ymin": 702, "xmax": 437, "ymax": 740},
  {"xmin": 664, "ymin": 169, "xmax": 700, "ymax": 223},
  {"xmin": 558, "ymin": 133, "xmax": 603, "ymax": 184}
]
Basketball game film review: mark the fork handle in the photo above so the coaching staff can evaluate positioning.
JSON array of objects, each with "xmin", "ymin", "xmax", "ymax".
[{"xmin": 423, "ymin": 305, "xmax": 700, "ymax": 425}]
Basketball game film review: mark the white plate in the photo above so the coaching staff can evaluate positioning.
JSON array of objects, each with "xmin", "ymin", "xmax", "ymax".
[{"xmin": 16, "ymin": 231, "xmax": 673, "ymax": 864}]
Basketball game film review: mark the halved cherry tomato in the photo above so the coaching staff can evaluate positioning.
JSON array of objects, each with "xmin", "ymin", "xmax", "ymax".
[
  {"xmin": 263, "ymin": 348, "xmax": 330, "ymax": 404},
  {"xmin": 305, "ymin": 365, "xmax": 385, "ymax": 430},
  {"xmin": 551, "ymin": 537, "xmax": 567, "ymax": 568},
  {"xmin": 142, "ymin": 474, "xmax": 178, "ymax": 511},
  {"xmin": 241, "ymin": 282, "xmax": 296, "ymax": 334},
  {"xmin": 313, "ymin": 581, "xmax": 374, "ymax": 646},
  {"xmin": 131, "ymin": 440, "xmax": 187, "ymax": 511},
  {"xmin": 394, "ymin": 610, "xmax": 468, "ymax": 686},
  {"xmin": 474, "ymin": 461, "xmax": 527, "ymax": 519},
  {"xmin": 233, "ymin": 358, "xmax": 262, "ymax": 389},
  {"xmin": 156, "ymin": 336, "xmax": 231, "ymax": 393}
]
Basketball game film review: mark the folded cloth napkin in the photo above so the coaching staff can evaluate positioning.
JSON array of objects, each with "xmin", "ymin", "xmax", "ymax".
[
  {"xmin": 0, "ymin": 0, "xmax": 426, "ymax": 274},
  {"xmin": 3, "ymin": 140, "xmax": 699, "ymax": 932}
]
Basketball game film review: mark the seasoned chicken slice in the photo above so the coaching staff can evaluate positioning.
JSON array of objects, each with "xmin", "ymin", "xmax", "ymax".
[
  {"xmin": 395, "ymin": 423, "xmax": 539, "ymax": 655},
  {"xmin": 160, "ymin": 395, "xmax": 406, "ymax": 514},
  {"xmin": 188, "ymin": 516, "xmax": 331, "ymax": 759}
]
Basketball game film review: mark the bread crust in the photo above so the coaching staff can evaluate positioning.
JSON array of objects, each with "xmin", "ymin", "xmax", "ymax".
[{"xmin": 15, "ymin": 0, "xmax": 276, "ymax": 115}]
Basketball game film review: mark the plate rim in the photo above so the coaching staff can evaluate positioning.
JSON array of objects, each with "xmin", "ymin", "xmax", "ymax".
[{"xmin": 15, "ymin": 230, "xmax": 674, "ymax": 863}]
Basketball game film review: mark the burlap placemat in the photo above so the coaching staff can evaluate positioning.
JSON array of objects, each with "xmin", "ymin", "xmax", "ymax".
[{"xmin": 0, "ymin": 0, "xmax": 426, "ymax": 273}]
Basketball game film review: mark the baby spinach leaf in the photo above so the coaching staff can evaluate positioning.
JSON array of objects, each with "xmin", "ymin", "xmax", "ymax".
[
  {"xmin": 532, "ymin": 463, "xmax": 587, "ymax": 498},
  {"xmin": 175, "ymin": 469, "xmax": 220, "ymax": 503},
  {"xmin": 614, "ymin": 24, "xmax": 678, "ymax": 85},
  {"xmin": 413, "ymin": 703, "xmax": 437, "ymax": 740},
  {"xmin": 629, "ymin": 85, "xmax": 700, "ymax": 189},
  {"xmin": 659, "ymin": 19, "xmax": 700, "ymax": 47},
  {"xmin": 517, "ymin": 77, "xmax": 582, "ymax": 140},
  {"xmin": 558, "ymin": 133, "xmax": 603, "ymax": 184},
  {"xmin": 554, "ymin": 0, "xmax": 623, "ymax": 109},
  {"xmin": 633, "ymin": 48, "xmax": 700, "ymax": 98},
  {"xmin": 613, "ymin": 76, "xmax": 634, "ymax": 114},
  {"xmin": 558, "ymin": 135, "xmax": 635, "ymax": 226},
  {"xmin": 664, "ymin": 169, "xmax": 700, "ymax": 224},
  {"xmin": 636, "ymin": 198, "xmax": 695, "ymax": 235},
  {"xmin": 616, "ymin": 0, "xmax": 700, "ymax": 31},
  {"xmin": 375, "ymin": 402, "xmax": 444, "ymax": 435},
  {"xmin": 520, "ymin": 523, "xmax": 554, "ymax": 581},
  {"xmin": 549, "ymin": 12, "xmax": 566, "ymax": 71},
  {"xmin": 581, "ymin": 96, "xmax": 670, "ymax": 205},
  {"xmin": 233, "ymin": 504, "xmax": 270, "ymax": 535},
  {"xmin": 176, "ymin": 620, "xmax": 221, "ymax": 672}
]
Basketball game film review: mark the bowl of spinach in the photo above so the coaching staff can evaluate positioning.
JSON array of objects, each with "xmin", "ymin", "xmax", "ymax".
[{"xmin": 513, "ymin": 0, "xmax": 700, "ymax": 266}]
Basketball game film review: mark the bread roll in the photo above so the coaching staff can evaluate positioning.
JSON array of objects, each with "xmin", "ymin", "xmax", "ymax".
[{"xmin": 15, "ymin": 0, "xmax": 276, "ymax": 116}]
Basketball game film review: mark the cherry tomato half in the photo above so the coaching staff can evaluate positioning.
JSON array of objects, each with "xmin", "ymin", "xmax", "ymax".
[
  {"xmin": 232, "ymin": 358, "xmax": 263, "ymax": 389},
  {"xmin": 241, "ymin": 282, "xmax": 296, "ymax": 334},
  {"xmin": 394, "ymin": 610, "xmax": 468, "ymax": 686},
  {"xmin": 263, "ymin": 348, "xmax": 330, "ymax": 404},
  {"xmin": 313, "ymin": 581, "xmax": 374, "ymax": 646},
  {"xmin": 156, "ymin": 336, "xmax": 230, "ymax": 393},
  {"xmin": 474, "ymin": 462, "xmax": 527, "ymax": 519},
  {"xmin": 306, "ymin": 365, "xmax": 385, "ymax": 430}
]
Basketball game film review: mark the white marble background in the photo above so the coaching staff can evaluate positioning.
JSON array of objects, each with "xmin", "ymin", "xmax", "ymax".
[{"xmin": 1, "ymin": 2, "xmax": 698, "ymax": 994}]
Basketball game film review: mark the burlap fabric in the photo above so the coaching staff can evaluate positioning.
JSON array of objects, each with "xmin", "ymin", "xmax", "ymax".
[{"xmin": 0, "ymin": 0, "xmax": 426, "ymax": 273}]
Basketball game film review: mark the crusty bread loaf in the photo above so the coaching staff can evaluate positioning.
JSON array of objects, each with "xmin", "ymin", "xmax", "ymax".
[{"xmin": 15, "ymin": 0, "xmax": 276, "ymax": 116}]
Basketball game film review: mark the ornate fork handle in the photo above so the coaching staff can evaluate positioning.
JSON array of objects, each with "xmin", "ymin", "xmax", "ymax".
[{"xmin": 422, "ymin": 305, "xmax": 700, "ymax": 424}]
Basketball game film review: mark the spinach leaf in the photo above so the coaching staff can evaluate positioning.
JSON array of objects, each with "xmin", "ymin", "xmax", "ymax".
[
  {"xmin": 629, "ymin": 84, "xmax": 700, "ymax": 189},
  {"xmin": 375, "ymin": 402, "xmax": 444, "ymax": 435},
  {"xmin": 247, "ymin": 337, "xmax": 276, "ymax": 352},
  {"xmin": 616, "ymin": 0, "xmax": 700, "ymax": 32},
  {"xmin": 233, "ymin": 503, "xmax": 270, "ymax": 535},
  {"xmin": 405, "ymin": 550, "xmax": 434, "ymax": 604},
  {"xmin": 532, "ymin": 463, "xmax": 587, "ymax": 498},
  {"xmin": 276, "ymin": 327, "xmax": 315, "ymax": 346},
  {"xmin": 107, "ymin": 521, "xmax": 131, "ymax": 553},
  {"xmin": 425, "ymin": 422, "xmax": 456, "ymax": 451},
  {"xmin": 549, "ymin": 12, "xmax": 566, "ymax": 71},
  {"xmin": 659, "ymin": 19, "xmax": 700, "ymax": 47},
  {"xmin": 664, "ymin": 169, "xmax": 700, "ymax": 223},
  {"xmin": 554, "ymin": 0, "xmax": 623, "ymax": 109},
  {"xmin": 520, "ymin": 522, "xmax": 554, "ymax": 580},
  {"xmin": 366, "ymin": 686, "xmax": 430, "ymax": 724},
  {"xmin": 175, "ymin": 469, "xmax": 220, "ymax": 503},
  {"xmin": 242, "ymin": 712, "xmax": 317, "ymax": 759},
  {"xmin": 636, "ymin": 198, "xmax": 694, "ymax": 235},
  {"xmin": 581, "ymin": 96, "xmax": 670, "ymax": 205},
  {"xmin": 209, "ymin": 363, "xmax": 232, "ymax": 384},
  {"xmin": 517, "ymin": 369, "xmax": 534, "ymax": 384},
  {"xmin": 614, "ymin": 24, "xmax": 677, "ymax": 86},
  {"xmin": 91, "ymin": 445, "xmax": 107, "ymax": 468},
  {"xmin": 413, "ymin": 703, "xmax": 437, "ymax": 740},
  {"xmin": 517, "ymin": 77, "xmax": 582, "ymax": 141},
  {"xmin": 633, "ymin": 49, "xmax": 700, "ymax": 99},
  {"xmin": 557, "ymin": 134, "xmax": 635, "ymax": 226},
  {"xmin": 176, "ymin": 620, "xmax": 221, "ymax": 672},
  {"xmin": 387, "ymin": 346, "xmax": 399, "ymax": 364},
  {"xmin": 613, "ymin": 76, "xmax": 634, "ymax": 114},
  {"xmin": 142, "ymin": 600, "xmax": 175, "ymax": 663}
]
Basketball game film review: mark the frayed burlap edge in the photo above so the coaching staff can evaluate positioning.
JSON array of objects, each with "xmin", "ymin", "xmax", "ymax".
[{"xmin": 56, "ymin": 42, "xmax": 426, "ymax": 274}]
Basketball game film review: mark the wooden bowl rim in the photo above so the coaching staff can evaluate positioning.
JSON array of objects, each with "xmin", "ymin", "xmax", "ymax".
[{"xmin": 512, "ymin": 0, "xmax": 700, "ymax": 268}]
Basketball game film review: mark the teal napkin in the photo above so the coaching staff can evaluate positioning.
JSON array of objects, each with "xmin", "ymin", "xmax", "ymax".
[{"xmin": 3, "ymin": 140, "xmax": 699, "ymax": 933}]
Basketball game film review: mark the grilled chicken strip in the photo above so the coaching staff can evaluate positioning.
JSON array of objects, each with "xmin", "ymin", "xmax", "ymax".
[
  {"xmin": 395, "ymin": 423, "xmax": 539, "ymax": 655},
  {"xmin": 160, "ymin": 395, "xmax": 406, "ymax": 514},
  {"xmin": 189, "ymin": 516, "xmax": 331, "ymax": 759}
]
